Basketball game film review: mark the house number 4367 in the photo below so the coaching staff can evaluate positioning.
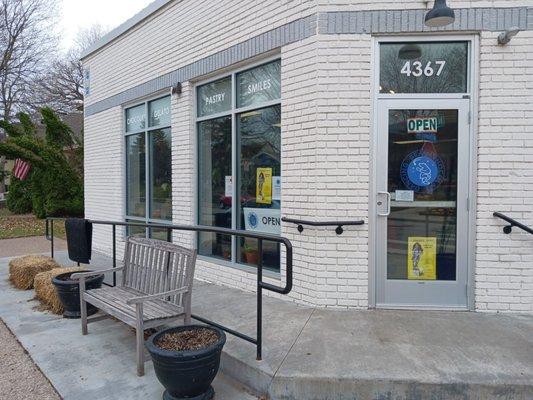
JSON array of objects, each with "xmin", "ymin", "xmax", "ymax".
[{"xmin": 400, "ymin": 60, "xmax": 446, "ymax": 77}]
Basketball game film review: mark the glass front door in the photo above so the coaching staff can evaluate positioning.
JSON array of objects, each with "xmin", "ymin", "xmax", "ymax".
[{"xmin": 376, "ymin": 99, "xmax": 470, "ymax": 308}]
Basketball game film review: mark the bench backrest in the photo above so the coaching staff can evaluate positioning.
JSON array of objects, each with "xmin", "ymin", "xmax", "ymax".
[{"xmin": 122, "ymin": 236, "xmax": 197, "ymax": 306}]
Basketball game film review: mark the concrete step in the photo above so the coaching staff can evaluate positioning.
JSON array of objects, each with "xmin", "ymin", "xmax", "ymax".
[{"xmin": 212, "ymin": 372, "xmax": 259, "ymax": 400}]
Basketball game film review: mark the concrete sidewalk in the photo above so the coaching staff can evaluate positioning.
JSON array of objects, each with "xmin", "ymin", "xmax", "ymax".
[
  {"xmin": 0, "ymin": 236, "xmax": 67, "ymax": 258},
  {"xmin": 1, "ymin": 251, "xmax": 532, "ymax": 400},
  {"xmin": 0, "ymin": 253, "xmax": 257, "ymax": 400}
]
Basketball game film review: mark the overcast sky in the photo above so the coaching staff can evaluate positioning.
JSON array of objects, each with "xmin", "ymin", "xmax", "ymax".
[{"xmin": 59, "ymin": 0, "xmax": 153, "ymax": 50}]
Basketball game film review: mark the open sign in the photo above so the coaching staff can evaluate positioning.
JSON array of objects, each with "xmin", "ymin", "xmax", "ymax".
[
  {"xmin": 407, "ymin": 117, "xmax": 438, "ymax": 133},
  {"xmin": 243, "ymin": 208, "xmax": 281, "ymax": 235}
]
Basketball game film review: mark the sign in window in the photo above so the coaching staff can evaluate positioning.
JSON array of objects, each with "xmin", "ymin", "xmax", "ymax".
[
  {"xmin": 380, "ymin": 42, "xmax": 468, "ymax": 94},
  {"xmin": 236, "ymin": 60, "xmax": 281, "ymax": 108},
  {"xmin": 197, "ymin": 77, "xmax": 232, "ymax": 117}
]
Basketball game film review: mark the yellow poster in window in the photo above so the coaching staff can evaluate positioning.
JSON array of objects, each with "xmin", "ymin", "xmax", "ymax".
[
  {"xmin": 256, "ymin": 167, "xmax": 272, "ymax": 204},
  {"xmin": 407, "ymin": 237, "xmax": 437, "ymax": 280}
]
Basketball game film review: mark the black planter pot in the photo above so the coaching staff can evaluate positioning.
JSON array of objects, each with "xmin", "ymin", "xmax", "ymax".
[
  {"xmin": 146, "ymin": 325, "xmax": 226, "ymax": 400},
  {"xmin": 52, "ymin": 271, "xmax": 104, "ymax": 319}
]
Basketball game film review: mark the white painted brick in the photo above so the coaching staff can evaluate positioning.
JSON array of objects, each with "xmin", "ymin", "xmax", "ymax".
[{"xmin": 84, "ymin": 1, "xmax": 533, "ymax": 313}]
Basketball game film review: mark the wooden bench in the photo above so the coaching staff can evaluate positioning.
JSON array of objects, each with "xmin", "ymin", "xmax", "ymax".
[{"xmin": 72, "ymin": 236, "xmax": 197, "ymax": 376}]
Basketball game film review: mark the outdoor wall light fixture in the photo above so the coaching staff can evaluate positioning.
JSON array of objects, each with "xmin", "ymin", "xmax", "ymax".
[
  {"xmin": 424, "ymin": 0, "xmax": 455, "ymax": 28},
  {"xmin": 171, "ymin": 82, "xmax": 182, "ymax": 95},
  {"xmin": 498, "ymin": 27, "xmax": 520, "ymax": 45}
]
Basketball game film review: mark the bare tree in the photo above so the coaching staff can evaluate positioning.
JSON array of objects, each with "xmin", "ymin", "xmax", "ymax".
[
  {"xmin": 37, "ymin": 25, "xmax": 106, "ymax": 113},
  {"xmin": 0, "ymin": 0, "xmax": 58, "ymax": 193},
  {"xmin": 0, "ymin": 0, "xmax": 58, "ymax": 120}
]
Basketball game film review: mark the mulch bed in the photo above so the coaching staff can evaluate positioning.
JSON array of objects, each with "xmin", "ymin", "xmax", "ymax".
[{"xmin": 156, "ymin": 328, "xmax": 219, "ymax": 351}]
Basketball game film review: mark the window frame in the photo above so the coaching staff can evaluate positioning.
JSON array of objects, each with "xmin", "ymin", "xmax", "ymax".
[
  {"xmin": 194, "ymin": 56, "xmax": 282, "ymax": 272},
  {"xmin": 124, "ymin": 95, "xmax": 172, "ymax": 238}
]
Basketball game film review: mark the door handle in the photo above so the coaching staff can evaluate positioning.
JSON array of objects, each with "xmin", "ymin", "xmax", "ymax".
[{"xmin": 377, "ymin": 191, "xmax": 391, "ymax": 217}]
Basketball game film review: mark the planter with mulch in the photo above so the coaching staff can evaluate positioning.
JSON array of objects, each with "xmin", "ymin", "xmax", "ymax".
[
  {"xmin": 52, "ymin": 271, "xmax": 104, "ymax": 319},
  {"xmin": 146, "ymin": 325, "xmax": 226, "ymax": 400}
]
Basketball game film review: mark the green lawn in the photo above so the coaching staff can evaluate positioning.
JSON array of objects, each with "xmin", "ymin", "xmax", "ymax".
[
  {"xmin": 0, "ymin": 209, "xmax": 66, "ymax": 240},
  {"xmin": 0, "ymin": 208, "xmax": 14, "ymax": 218}
]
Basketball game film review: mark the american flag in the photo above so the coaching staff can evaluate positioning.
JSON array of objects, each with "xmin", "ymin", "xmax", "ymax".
[{"xmin": 12, "ymin": 158, "xmax": 31, "ymax": 180}]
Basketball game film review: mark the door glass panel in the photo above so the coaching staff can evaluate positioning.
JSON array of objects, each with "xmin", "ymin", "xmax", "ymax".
[{"xmin": 387, "ymin": 109, "xmax": 458, "ymax": 281}]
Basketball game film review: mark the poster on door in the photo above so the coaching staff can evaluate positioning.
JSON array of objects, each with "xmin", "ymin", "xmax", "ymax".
[
  {"xmin": 407, "ymin": 237, "xmax": 436, "ymax": 280},
  {"xmin": 256, "ymin": 167, "xmax": 272, "ymax": 204}
]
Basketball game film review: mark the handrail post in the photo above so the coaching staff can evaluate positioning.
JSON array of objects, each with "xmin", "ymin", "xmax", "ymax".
[
  {"xmin": 167, "ymin": 228, "xmax": 172, "ymax": 242},
  {"xmin": 112, "ymin": 224, "xmax": 117, "ymax": 287},
  {"xmin": 50, "ymin": 219, "xmax": 54, "ymax": 259},
  {"xmin": 256, "ymin": 239, "xmax": 263, "ymax": 361}
]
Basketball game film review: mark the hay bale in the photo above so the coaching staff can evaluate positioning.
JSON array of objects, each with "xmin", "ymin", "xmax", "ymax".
[
  {"xmin": 34, "ymin": 267, "xmax": 86, "ymax": 314},
  {"xmin": 9, "ymin": 255, "xmax": 60, "ymax": 290}
]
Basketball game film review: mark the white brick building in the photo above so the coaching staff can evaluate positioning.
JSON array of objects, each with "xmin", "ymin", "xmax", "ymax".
[{"xmin": 82, "ymin": 0, "xmax": 533, "ymax": 313}]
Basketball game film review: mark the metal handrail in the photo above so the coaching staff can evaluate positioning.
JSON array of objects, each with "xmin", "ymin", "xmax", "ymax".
[
  {"xmin": 493, "ymin": 212, "xmax": 533, "ymax": 235},
  {"xmin": 281, "ymin": 216, "xmax": 364, "ymax": 235},
  {"xmin": 45, "ymin": 217, "xmax": 293, "ymax": 360}
]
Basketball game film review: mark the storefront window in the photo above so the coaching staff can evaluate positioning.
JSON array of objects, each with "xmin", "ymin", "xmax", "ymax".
[
  {"xmin": 197, "ymin": 60, "xmax": 281, "ymax": 272},
  {"xmin": 150, "ymin": 128, "xmax": 172, "ymax": 220},
  {"xmin": 126, "ymin": 219, "xmax": 146, "ymax": 237},
  {"xmin": 149, "ymin": 97, "xmax": 171, "ymax": 127},
  {"xmin": 237, "ymin": 60, "xmax": 281, "ymax": 108},
  {"xmin": 126, "ymin": 134, "xmax": 146, "ymax": 217},
  {"xmin": 237, "ymin": 105, "xmax": 281, "ymax": 270},
  {"xmin": 197, "ymin": 77, "xmax": 232, "ymax": 117},
  {"xmin": 126, "ymin": 104, "xmax": 146, "ymax": 132},
  {"xmin": 125, "ymin": 96, "xmax": 172, "ymax": 238},
  {"xmin": 380, "ymin": 41, "xmax": 468, "ymax": 94},
  {"xmin": 198, "ymin": 116, "xmax": 232, "ymax": 260}
]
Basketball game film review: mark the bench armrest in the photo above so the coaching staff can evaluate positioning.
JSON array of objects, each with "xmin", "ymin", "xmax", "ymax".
[
  {"xmin": 71, "ymin": 267, "xmax": 124, "ymax": 279},
  {"xmin": 126, "ymin": 287, "xmax": 189, "ymax": 305}
]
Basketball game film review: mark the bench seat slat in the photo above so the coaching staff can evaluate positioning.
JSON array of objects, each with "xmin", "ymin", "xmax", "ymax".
[{"xmin": 85, "ymin": 287, "xmax": 184, "ymax": 322}]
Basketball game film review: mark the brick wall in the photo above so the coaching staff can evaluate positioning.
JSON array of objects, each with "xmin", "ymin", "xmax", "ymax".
[
  {"xmin": 84, "ymin": 107, "xmax": 124, "ymax": 256},
  {"xmin": 475, "ymin": 30, "xmax": 533, "ymax": 312},
  {"xmin": 281, "ymin": 36, "xmax": 321, "ymax": 304},
  {"xmin": 311, "ymin": 34, "xmax": 371, "ymax": 307},
  {"xmin": 83, "ymin": 0, "xmax": 316, "ymax": 106}
]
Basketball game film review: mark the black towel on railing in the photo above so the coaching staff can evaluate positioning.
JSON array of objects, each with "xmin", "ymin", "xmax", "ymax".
[{"xmin": 65, "ymin": 218, "xmax": 93, "ymax": 264}]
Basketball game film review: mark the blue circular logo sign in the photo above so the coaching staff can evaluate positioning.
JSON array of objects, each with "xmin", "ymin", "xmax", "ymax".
[
  {"xmin": 400, "ymin": 151, "xmax": 445, "ymax": 192},
  {"xmin": 248, "ymin": 212, "xmax": 258, "ymax": 229},
  {"xmin": 407, "ymin": 156, "xmax": 438, "ymax": 187}
]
